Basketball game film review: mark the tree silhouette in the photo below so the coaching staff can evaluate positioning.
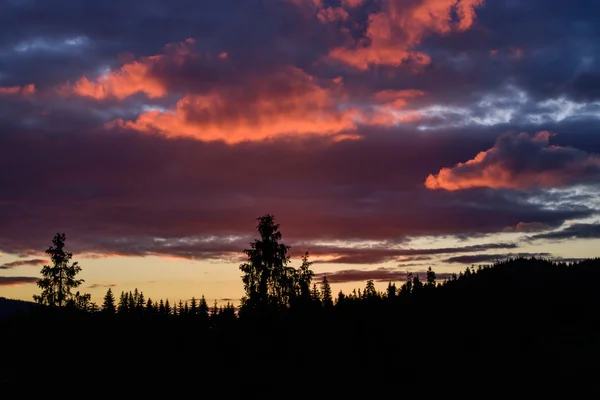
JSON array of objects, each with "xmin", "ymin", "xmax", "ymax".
[
  {"xmin": 136, "ymin": 290, "xmax": 145, "ymax": 313},
  {"xmin": 426, "ymin": 267, "xmax": 437, "ymax": 287},
  {"xmin": 33, "ymin": 233, "xmax": 84, "ymax": 307},
  {"xmin": 364, "ymin": 280, "xmax": 377, "ymax": 298},
  {"xmin": 73, "ymin": 291, "xmax": 96, "ymax": 312},
  {"xmin": 102, "ymin": 288, "xmax": 116, "ymax": 314},
  {"xmin": 297, "ymin": 251, "xmax": 314, "ymax": 302},
  {"xmin": 190, "ymin": 297, "xmax": 198, "ymax": 316},
  {"xmin": 199, "ymin": 295, "xmax": 209, "ymax": 320},
  {"xmin": 128, "ymin": 291, "xmax": 135, "ymax": 311},
  {"xmin": 146, "ymin": 298, "xmax": 154, "ymax": 314},
  {"xmin": 386, "ymin": 282, "xmax": 397, "ymax": 298},
  {"xmin": 118, "ymin": 291, "xmax": 128, "ymax": 313},
  {"xmin": 320, "ymin": 276, "xmax": 333, "ymax": 307},
  {"xmin": 310, "ymin": 283, "xmax": 321, "ymax": 306},
  {"xmin": 240, "ymin": 214, "xmax": 294, "ymax": 311}
]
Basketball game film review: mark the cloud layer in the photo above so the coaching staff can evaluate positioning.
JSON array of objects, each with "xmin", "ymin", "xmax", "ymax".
[
  {"xmin": 0, "ymin": 0, "xmax": 599, "ymax": 265},
  {"xmin": 426, "ymin": 131, "xmax": 600, "ymax": 191}
]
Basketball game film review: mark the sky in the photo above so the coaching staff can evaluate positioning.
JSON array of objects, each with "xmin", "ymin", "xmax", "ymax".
[{"xmin": 1, "ymin": 0, "xmax": 600, "ymax": 306}]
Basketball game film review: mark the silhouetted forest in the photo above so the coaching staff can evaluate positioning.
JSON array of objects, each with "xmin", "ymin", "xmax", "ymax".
[{"xmin": 2, "ymin": 215, "xmax": 600, "ymax": 394}]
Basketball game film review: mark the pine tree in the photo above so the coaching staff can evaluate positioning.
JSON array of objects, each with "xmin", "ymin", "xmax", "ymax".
[
  {"xmin": 240, "ymin": 214, "xmax": 294, "ymax": 310},
  {"xmin": 426, "ymin": 267, "xmax": 437, "ymax": 287},
  {"xmin": 146, "ymin": 298, "xmax": 154, "ymax": 314},
  {"xmin": 386, "ymin": 282, "xmax": 397, "ymax": 298},
  {"xmin": 136, "ymin": 291, "xmax": 145, "ymax": 313},
  {"xmin": 320, "ymin": 276, "xmax": 333, "ymax": 307},
  {"xmin": 118, "ymin": 291, "xmax": 128, "ymax": 313},
  {"xmin": 165, "ymin": 299, "xmax": 171, "ymax": 315},
  {"xmin": 199, "ymin": 295, "xmax": 209, "ymax": 320},
  {"xmin": 190, "ymin": 297, "xmax": 198, "ymax": 316},
  {"xmin": 128, "ymin": 291, "xmax": 136, "ymax": 311},
  {"xmin": 412, "ymin": 274, "xmax": 423, "ymax": 293},
  {"xmin": 311, "ymin": 283, "xmax": 321, "ymax": 305},
  {"xmin": 102, "ymin": 288, "xmax": 116, "ymax": 314},
  {"xmin": 211, "ymin": 300, "xmax": 219, "ymax": 320},
  {"xmin": 33, "ymin": 233, "xmax": 84, "ymax": 307},
  {"xmin": 364, "ymin": 280, "xmax": 377, "ymax": 298},
  {"xmin": 297, "ymin": 251, "xmax": 314, "ymax": 301},
  {"xmin": 159, "ymin": 299, "xmax": 165, "ymax": 314}
]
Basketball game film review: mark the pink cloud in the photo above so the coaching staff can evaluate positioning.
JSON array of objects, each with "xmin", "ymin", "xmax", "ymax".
[
  {"xmin": 425, "ymin": 131, "xmax": 600, "ymax": 191},
  {"xmin": 328, "ymin": 0, "xmax": 484, "ymax": 69},
  {"xmin": 108, "ymin": 66, "xmax": 361, "ymax": 143},
  {"xmin": 0, "ymin": 84, "xmax": 35, "ymax": 96},
  {"xmin": 59, "ymin": 39, "xmax": 196, "ymax": 100}
]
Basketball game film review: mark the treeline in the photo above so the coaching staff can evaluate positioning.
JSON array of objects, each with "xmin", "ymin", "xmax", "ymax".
[
  {"xmin": 14, "ymin": 214, "xmax": 600, "ymax": 322},
  {"xmin": 3, "ymin": 215, "xmax": 600, "ymax": 393},
  {"xmin": 99, "ymin": 288, "xmax": 236, "ymax": 321}
]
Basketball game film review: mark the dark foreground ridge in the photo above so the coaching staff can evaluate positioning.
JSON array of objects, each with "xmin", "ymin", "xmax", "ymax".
[
  {"xmin": 2, "ymin": 217, "xmax": 600, "ymax": 394},
  {"xmin": 3, "ymin": 257, "xmax": 600, "ymax": 395}
]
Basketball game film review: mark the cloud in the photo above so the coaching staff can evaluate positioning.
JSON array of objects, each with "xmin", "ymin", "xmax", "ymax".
[
  {"xmin": 59, "ymin": 39, "xmax": 195, "ymax": 100},
  {"xmin": 110, "ymin": 66, "xmax": 360, "ymax": 143},
  {"xmin": 310, "ymin": 242, "xmax": 519, "ymax": 264},
  {"xmin": 88, "ymin": 283, "xmax": 118, "ymax": 289},
  {"xmin": 0, "ymin": 276, "xmax": 38, "ymax": 287},
  {"xmin": 0, "ymin": 0, "xmax": 599, "ymax": 264},
  {"xmin": 502, "ymin": 222, "xmax": 554, "ymax": 233},
  {"xmin": 0, "ymin": 259, "xmax": 47, "ymax": 270},
  {"xmin": 0, "ymin": 125, "xmax": 593, "ymax": 260},
  {"xmin": 0, "ymin": 84, "xmax": 35, "ymax": 96},
  {"xmin": 444, "ymin": 253, "xmax": 552, "ymax": 264},
  {"xmin": 425, "ymin": 131, "xmax": 600, "ymax": 191},
  {"xmin": 530, "ymin": 223, "xmax": 600, "ymax": 241},
  {"xmin": 326, "ymin": 0, "xmax": 484, "ymax": 69}
]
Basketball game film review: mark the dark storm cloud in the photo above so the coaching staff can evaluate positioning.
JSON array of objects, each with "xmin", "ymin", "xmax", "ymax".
[
  {"xmin": 413, "ymin": 0, "xmax": 600, "ymax": 104},
  {"xmin": 530, "ymin": 223, "xmax": 600, "ymax": 241},
  {"xmin": 0, "ymin": 123, "xmax": 592, "ymax": 259},
  {"xmin": 0, "ymin": 0, "xmax": 334, "ymax": 88},
  {"xmin": 310, "ymin": 242, "xmax": 520, "ymax": 264},
  {"xmin": 0, "ymin": 0, "xmax": 599, "ymax": 261}
]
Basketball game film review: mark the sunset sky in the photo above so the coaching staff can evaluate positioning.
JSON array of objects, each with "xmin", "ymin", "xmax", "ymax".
[{"xmin": 1, "ymin": 0, "xmax": 600, "ymax": 306}]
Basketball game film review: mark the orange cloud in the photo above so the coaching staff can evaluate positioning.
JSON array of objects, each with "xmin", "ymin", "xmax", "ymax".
[
  {"xmin": 60, "ymin": 39, "xmax": 195, "ymax": 100},
  {"xmin": 0, "ymin": 84, "xmax": 35, "ymax": 95},
  {"xmin": 329, "ymin": 0, "xmax": 484, "ymax": 69},
  {"xmin": 425, "ymin": 131, "xmax": 600, "ymax": 191},
  {"xmin": 108, "ymin": 67, "xmax": 360, "ymax": 143}
]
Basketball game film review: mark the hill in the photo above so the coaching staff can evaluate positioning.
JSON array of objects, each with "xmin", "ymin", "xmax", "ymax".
[
  {"xmin": 0, "ymin": 297, "xmax": 37, "ymax": 320},
  {"xmin": 2, "ymin": 257, "xmax": 599, "ymax": 394}
]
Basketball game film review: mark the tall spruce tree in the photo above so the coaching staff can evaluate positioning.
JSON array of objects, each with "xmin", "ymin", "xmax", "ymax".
[
  {"xmin": 240, "ymin": 214, "xmax": 303, "ymax": 311},
  {"xmin": 320, "ymin": 275, "xmax": 333, "ymax": 307},
  {"xmin": 199, "ymin": 295, "xmax": 209, "ymax": 320},
  {"xmin": 33, "ymin": 233, "xmax": 84, "ymax": 307},
  {"xmin": 102, "ymin": 288, "xmax": 116, "ymax": 314}
]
